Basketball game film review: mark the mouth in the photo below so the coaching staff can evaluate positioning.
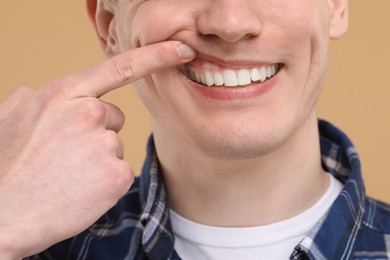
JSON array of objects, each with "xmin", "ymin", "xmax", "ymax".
[{"xmin": 183, "ymin": 61, "xmax": 283, "ymax": 88}]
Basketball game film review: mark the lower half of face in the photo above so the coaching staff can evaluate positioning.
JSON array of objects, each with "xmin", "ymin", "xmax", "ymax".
[
  {"xmin": 134, "ymin": 44, "xmax": 328, "ymax": 160},
  {"xmin": 125, "ymin": 0, "xmax": 331, "ymax": 160}
]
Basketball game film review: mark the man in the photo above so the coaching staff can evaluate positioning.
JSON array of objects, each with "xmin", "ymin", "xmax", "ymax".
[{"xmin": 0, "ymin": 0, "xmax": 389, "ymax": 259}]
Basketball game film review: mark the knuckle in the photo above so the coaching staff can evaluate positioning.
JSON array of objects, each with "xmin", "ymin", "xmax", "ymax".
[
  {"xmin": 78, "ymin": 99, "xmax": 106, "ymax": 124},
  {"xmin": 1, "ymin": 85, "xmax": 35, "ymax": 106},
  {"xmin": 15, "ymin": 85, "xmax": 35, "ymax": 95},
  {"xmin": 33, "ymin": 82, "xmax": 74, "ymax": 117},
  {"xmin": 109, "ymin": 56, "xmax": 135, "ymax": 84},
  {"xmin": 102, "ymin": 130, "xmax": 119, "ymax": 148},
  {"xmin": 44, "ymin": 78, "xmax": 74, "ymax": 99},
  {"xmin": 109, "ymin": 104, "xmax": 126, "ymax": 132},
  {"xmin": 108, "ymin": 161, "xmax": 133, "ymax": 195}
]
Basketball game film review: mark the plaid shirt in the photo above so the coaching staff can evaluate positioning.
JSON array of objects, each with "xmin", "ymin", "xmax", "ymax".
[{"xmin": 29, "ymin": 120, "xmax": 390, "ymax": 260}]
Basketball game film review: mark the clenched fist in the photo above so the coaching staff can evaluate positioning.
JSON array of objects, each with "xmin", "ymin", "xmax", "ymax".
[{"xmin": 0, "ymin": 41, "xmax": 195, "ymax": 259}]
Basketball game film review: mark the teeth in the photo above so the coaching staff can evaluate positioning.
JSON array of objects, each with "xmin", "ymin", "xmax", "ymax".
[
  {"xmin": 214, "ymin": 73, "xmax": 224, "ymax": 86},
  {"xmin": 201, "ymin": 74, "xmax": 206, "ymax": 85},
  {"xmin": 238, "ymin": 69, "xmax": 251, "ymax": 86},
  {"xmin": 250, "ymin": 68, "xmax": 261, "ymax": 81},
  {"xmin": 271, "ymin": 65, "xmax": 276, "ymax": 75},
  {"xmin": 205, "ymin": 72, "xmax": 214, "ymax": 87},
  {"xmin": 195, "ymin": 72, "xmax": 201, "ymax": 83},
  {"xmin": 259, "ymin": 66, "xmax": 266, "ymax": 82},
  {"xmin": 224, "ymin": 70, "xmax": 238, "ymax": 87},
  {"xmin": 187, "ymin": 64, "xmax": 280, "ymax": 87},
  {"xmin": 266, "ymin": 66, "xmax": 272, "ymax": 78}
]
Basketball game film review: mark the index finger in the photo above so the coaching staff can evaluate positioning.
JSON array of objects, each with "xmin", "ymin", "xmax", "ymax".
[{"xmin": 68, "ymin": 41, "xmax": 195, "ymax": 98}]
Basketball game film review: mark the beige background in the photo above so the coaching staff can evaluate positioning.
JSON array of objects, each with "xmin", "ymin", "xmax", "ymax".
[{"xmin": 1, "ymin": 1, "xmax": 389, "ymax": 203}]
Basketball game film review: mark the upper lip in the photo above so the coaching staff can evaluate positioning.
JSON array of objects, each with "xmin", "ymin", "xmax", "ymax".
[
  {"xmin": 168, "ymin": 31, "xmax": 283, "ymax": 67},
  {"xmin": 190, "ymin": 51, "xmax": 280, "ymax": 69}
]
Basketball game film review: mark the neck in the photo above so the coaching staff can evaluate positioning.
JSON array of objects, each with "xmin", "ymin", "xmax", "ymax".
[{"xmin": 153, "ymin": 114, "xmax": 329, "ymax": 227}]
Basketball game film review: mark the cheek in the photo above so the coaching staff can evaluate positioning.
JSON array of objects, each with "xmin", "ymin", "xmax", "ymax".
[
  {"xmin": 132, "ymin": 79, "xmax": 161, "ymax": 119},
  {"xmin": 132, "ymin": 71, "xmax": 181, "ymax": 120},
  {"xmin": 127, "ymin": 0, "xmax": 196, "ymax": 48},
  {"xmin": 272, "ymin": 0, "xmax": 330, "ymax": 39}
]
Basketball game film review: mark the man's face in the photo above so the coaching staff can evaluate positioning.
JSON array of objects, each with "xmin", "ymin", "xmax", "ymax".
[{"xmin": 103, "ymin": 0, "xmax": 347, "ymax": 159}]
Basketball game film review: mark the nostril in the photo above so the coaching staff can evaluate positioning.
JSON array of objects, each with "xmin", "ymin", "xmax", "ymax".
[{"xmin": 196, "ymin": 3, "xmax": 262, "ymax": 43}]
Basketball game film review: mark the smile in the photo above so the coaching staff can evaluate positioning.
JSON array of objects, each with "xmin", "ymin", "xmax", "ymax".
[{"xmin": 183, "ymin": 62, "xmax": 282, "ymax": 87}]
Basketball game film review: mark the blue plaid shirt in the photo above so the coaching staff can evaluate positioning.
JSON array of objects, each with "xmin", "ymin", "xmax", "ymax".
[{"xmin": 28, "ymin": 120, "xmax": 390, "ymax": 260}]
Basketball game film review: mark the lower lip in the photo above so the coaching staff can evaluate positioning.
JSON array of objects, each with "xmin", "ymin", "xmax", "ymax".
[{"xmin": 181, "ymin": 68, "xmax": 281, "ymax": 101}]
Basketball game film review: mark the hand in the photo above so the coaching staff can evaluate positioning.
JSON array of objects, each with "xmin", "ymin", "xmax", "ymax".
[{"xmin": 0, "ymin": 41, "xmax": 195, "ymax": 259}]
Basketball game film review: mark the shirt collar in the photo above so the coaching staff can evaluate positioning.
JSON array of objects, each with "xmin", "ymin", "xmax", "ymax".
[
  {"xmin": 139, "ymin": 120, "xmax": 367, "ymax": 260},
  {"xmin": 139, "ymin": 136, "xmax": 176, "ymax": 260},
  {"xmin": 293, "ymin": 119, "xmax": 366, "ymax": 259}
]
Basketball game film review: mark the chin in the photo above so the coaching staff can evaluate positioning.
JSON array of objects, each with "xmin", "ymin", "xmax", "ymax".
[{"xmin": 193, "ymin": 126, "xmax": 287, "ymax": 161}]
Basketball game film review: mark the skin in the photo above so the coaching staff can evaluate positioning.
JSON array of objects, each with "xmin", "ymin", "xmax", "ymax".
[
  {"xmin": 0, "ymin": 0, "xmax": 348, "ymax": 258},
  {"xmin": 0, "ymin": 42, "xmax": 195, "ymax": 258},
  {"xmin": 90, "ymin": 0, "xmax": 348, "ymax": 226}
]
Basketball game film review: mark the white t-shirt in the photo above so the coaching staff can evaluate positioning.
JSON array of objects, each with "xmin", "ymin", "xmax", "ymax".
[{"xmin": 170, "ymin": 174, "xmax": 343, "ymax": 260}]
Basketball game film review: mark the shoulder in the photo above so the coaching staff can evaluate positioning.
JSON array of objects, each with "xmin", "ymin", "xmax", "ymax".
[
  {"xmin": 351, "ymin": 197, "xmax": 390, "ymax": 258},
  {"xmin": 99, "ymin": 176, "xmax": 143, "ymax": 221},
  {"xmin": 362, "ymin": 196, "xmax": 390, "ymax": 233}
]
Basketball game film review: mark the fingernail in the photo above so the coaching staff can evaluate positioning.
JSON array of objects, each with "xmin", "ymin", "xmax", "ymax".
[{"xmin": 176, "ymin": 44, "xmax": 196, "ymax": 60}]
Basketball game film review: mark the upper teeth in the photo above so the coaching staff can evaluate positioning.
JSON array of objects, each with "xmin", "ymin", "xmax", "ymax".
[{"xmin": 186, "ymin": 64, "xmax": 280, "ymax": 87}]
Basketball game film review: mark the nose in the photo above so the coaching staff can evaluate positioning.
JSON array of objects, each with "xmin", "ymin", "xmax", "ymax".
[{"xmin": 196, "ymin": 0, "xmax": 262, "ymax": 43}]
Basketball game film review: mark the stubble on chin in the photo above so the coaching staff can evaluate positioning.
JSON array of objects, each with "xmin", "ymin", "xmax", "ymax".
[{"xmin": 194, "ymin": 126, "xmax": 286, "ymax": 161}]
